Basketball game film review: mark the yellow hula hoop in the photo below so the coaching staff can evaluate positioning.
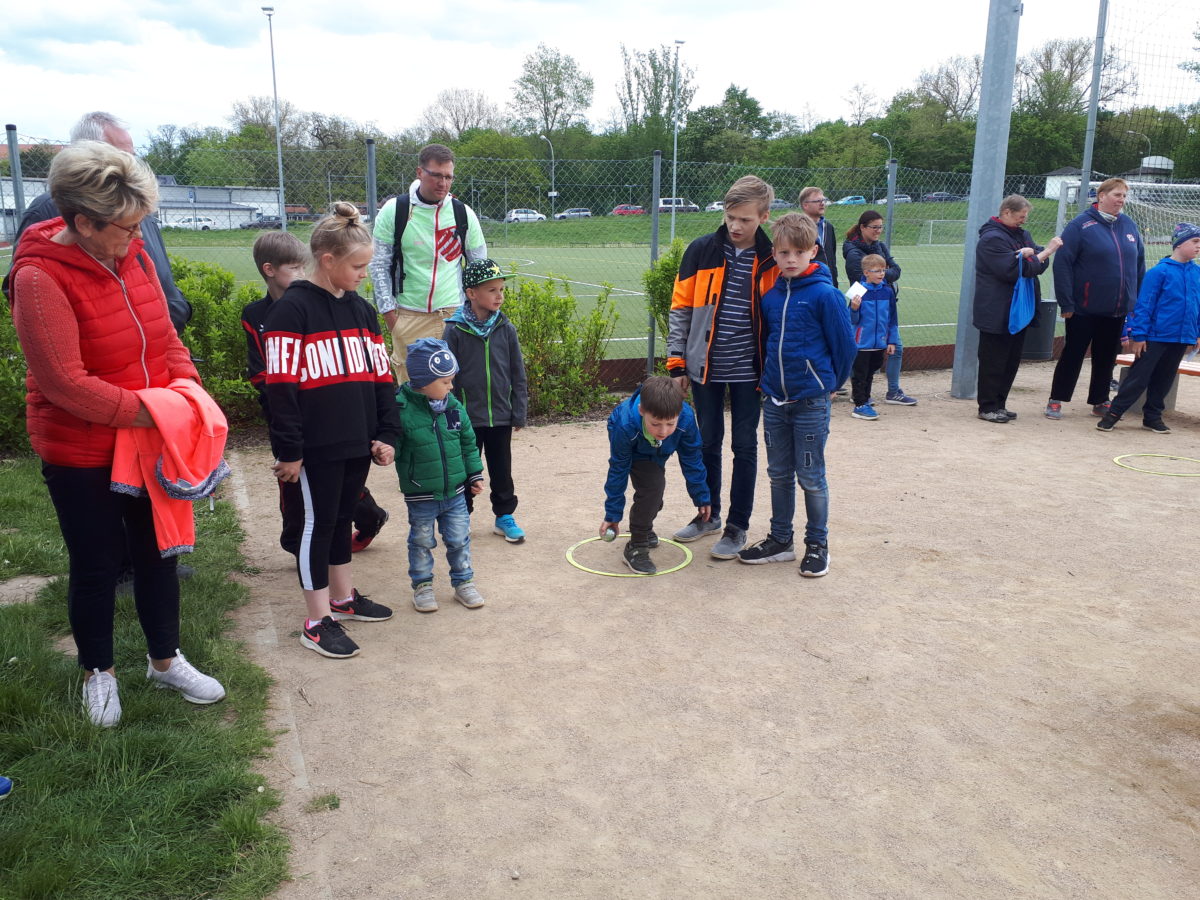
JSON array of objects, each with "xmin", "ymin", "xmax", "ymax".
[
  {"xmin": 1113, "ymin": 454, "xmax": 1200, "ymax": 477},
  {"xmin": 566, "ymin": 534, "xmax": 694, "ymax": 577}
]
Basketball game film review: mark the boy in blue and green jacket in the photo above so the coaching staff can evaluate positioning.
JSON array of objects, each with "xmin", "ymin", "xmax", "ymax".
[
  {"xmin": 395, "ymin": 338, "xmax": 487, "ymax": 613},
  {"xmin": 443, "ymin": 258, "xmax": 529, "ymax": 544}
]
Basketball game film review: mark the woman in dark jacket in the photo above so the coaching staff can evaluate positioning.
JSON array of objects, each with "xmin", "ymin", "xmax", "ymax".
[
  {"xmin": 843, "ymin": 210, "xmax": 915, "ymax": 404},
  {"xmin": 972, "ymin": 195, "xmax": 1063, "ymax": 422}
]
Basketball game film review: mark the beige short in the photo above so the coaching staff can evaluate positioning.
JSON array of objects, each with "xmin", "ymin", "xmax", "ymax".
[{"xmin": 389, "ymin": 306, "xmax": 458, "ymax": 384}]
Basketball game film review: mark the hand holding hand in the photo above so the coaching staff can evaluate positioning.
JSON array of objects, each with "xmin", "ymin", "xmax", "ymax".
[
  {"xmin": 370, "ymin": 440, "xmax": 394, "ymax": 466},
  {"xmin": 273, "ymin": 458, "xmax": 302, "ymax": 483}
]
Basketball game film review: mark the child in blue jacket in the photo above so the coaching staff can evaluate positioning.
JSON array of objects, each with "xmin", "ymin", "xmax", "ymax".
[
  {"xmin": 847, "ymin": 253, "xmax": 900, "ymax": 420},
  {"xmin": 1098, "ymin": 223, "xmax": 1200, "ymax": 434},
  {"xmin": 600, "ymin": 377, "xmax": 710, "ymax": 575},
  {"xmin": 738, "ymin": 214, "xmax": 855, "ymax": 577}
]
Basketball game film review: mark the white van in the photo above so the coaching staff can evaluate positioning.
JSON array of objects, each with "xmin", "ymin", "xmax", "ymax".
[
  {"xmin": 658, "ymin": 197, "xmax": 699, "ymax": 213},
  {"xmin": 172, "ymin": 216, "xmax": 217, "ymax": 231}
]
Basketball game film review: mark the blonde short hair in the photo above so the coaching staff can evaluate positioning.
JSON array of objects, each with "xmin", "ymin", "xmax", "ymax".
[
  {"xmin": 770, "ymin": 213, "xmax": 817, "ymax": 251},
  {"xmin": 1097, "ymin": 177, "xmax": 1128, "ymax": 197},
  {"xmin": 310, "ymin": 201, "xmax": 372, "ymax": 260},
  {"xmin": 723, "ymin": 175, "xmax": 774, "ymax": 214},
  {"xmin": 48, "ymin": 140, "xmax": 158, "ymax": 232}
]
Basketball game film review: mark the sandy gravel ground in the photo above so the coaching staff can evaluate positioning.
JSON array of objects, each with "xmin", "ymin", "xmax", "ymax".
[{"xmin": 225, "ymin": 360, "xmax": 1200, "ymax": 900}]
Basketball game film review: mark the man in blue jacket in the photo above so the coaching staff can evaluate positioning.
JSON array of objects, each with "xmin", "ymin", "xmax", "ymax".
[{"xmin": 1046, "ymin": 178, "xmax": 1144, "ymax": 420}]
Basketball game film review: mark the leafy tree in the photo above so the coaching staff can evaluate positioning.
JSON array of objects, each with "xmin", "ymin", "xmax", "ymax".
[
  {"xmin": 419, "ymin": 89, "xmax": 503, "ymax": 140},
  {"xmin": 915, "ymin": 55, "xmax": 982, "ymax": 121},
  {"xmin": 511, "ymin": 44, "xmax": 594, "ymax": 135},
  {"xmin": 614, "ymin": 44, "xmax": 696, "ymax": 133},
  {"xmin": 1015, "ymin": 38, "xmax": 1136, "ymax": 118}
]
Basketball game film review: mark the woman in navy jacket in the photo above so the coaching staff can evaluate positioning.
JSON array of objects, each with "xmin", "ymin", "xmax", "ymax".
[
  {"xmin": 1046, "ymin": 178, "xmax": 1145, "ymax": 419},
  {"xmin": 973, "ymin": 195, "xmax": 1063, "ymax": 422}
]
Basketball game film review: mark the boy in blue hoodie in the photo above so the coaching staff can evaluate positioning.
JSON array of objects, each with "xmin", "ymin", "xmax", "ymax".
[
  {"xmin": 738, "ymin": 214, "xmax": 855, "ymax": 577},
  {"xmin": 600, "ymin": 376, "xmax": 711, "ymax": 575},
  {"xmin": 847, "ymin": 253, "xmax": 900, "ymax": 420},
  {"xmin": 1097, "ymin": 223, "xmax": 1200, "ymax": 434}
]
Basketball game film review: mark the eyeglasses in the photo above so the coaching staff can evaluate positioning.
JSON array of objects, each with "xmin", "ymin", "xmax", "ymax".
[
  {"xmin": 102, "ymin": 219, "xmax": 142, "ymax": 238},
  {"xmin": 863, "ymin": 223, "xmax": 884, "ymax": 230},
  {"xmin": 420, "ymin": 168, "xmax": 455, "ymax": 183},
  {"xmin": 804, "ymin": 198, "xmax": 829, "ymax": 204}
]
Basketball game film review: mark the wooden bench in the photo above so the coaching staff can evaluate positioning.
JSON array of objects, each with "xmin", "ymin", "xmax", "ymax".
[{"xmin": 1115, "ymin": 353, "xmax": 1200, "ymax": 413}]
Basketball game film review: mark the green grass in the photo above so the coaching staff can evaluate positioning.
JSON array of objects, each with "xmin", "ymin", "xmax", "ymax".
[
  {"xmin": 0, "ymin": 460, "xmax": 288, "ymax": 900},
  {"xmin": 0, "ymin": 459, "xmax": 67, "ymax": 580}
]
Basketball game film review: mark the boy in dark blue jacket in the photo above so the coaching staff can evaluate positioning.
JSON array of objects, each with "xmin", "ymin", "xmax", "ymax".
[
  {"xmin": 738, "ymin": 214, "xmax": 855, "ymax": 577},
  {"xmin": 1098, "ymin": 223, "xmax": 1200, "ymax": 434},
  {"xmin": 847, "ymin": 253, "xmax": 900, "ymax": 420},
  {"xmin": 600, "ymin": 377, "xmax": 711, "ymax": 575}
]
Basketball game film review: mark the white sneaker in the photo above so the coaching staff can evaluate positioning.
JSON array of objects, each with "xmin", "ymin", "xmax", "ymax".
[
  {"xmin": 147, "ymin": 650, "xmax": 226, "ymax": 705},
  {"xmin": 453, "ymin": 582, "xmax": 486, "ymax": 609},
  {"xmin": 413, "ymin": 582, "xmax": 438, "ymax": 613},
  {"xmin": 82, "ymin": 669, "xmax": 121, "ymax": 727}
]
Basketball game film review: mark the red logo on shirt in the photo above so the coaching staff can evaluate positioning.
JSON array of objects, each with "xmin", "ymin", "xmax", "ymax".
[{"xmin": 435, "ymin": 226, "xmax": 463, "ymax": 262}]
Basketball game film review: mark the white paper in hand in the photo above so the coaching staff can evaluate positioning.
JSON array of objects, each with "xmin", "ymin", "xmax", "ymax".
[{"xmin": 844, "ymin": 282, "xmax": 867, "ymax": 302}]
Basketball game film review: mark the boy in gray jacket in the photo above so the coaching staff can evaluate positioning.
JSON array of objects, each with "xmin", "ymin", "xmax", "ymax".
[{"xmin": 443, "ymin": 259, "xmax": 529, "ymax": 543}]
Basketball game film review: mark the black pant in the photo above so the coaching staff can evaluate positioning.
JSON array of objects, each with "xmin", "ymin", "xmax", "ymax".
[
  {"xmin": 466, "ymin": 426, "xmax": 517, "ymax": 517},
  {"xmin": 1050, "ymin": 313, "xmax": 1124, "ymax": 405},
  {"xmin": 280, "ymin": 456, "xmax": 371, "ymax": 591},
  {"xmin": 42, "ymin": 463, "xmax": 180, "ymax": 671},
  {"xmin": 1109, "ymin": 342, "xmax": 1188, "ymax": 423},
  {"xmin": 976, "ymin": 328, "xmax": 1027, "ymax": 413},
  {"xmin": 628, "ymin": 459, "xmax": 665, "ymax": 544},
  {"xmin": 851, "ymin": 350, "xmax": 885, "ymax": 406}
]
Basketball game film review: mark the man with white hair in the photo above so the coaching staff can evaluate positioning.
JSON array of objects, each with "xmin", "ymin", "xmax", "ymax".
[{"xmin": 11, "ymin": 111, "xmax": 192, "ymax": 334}]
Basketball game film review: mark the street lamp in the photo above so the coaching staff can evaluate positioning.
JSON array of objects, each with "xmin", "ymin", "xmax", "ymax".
[
  {"xmin": 262, "ymin": 7, "xmax": 286, "ymax": 232},
  {"xmin": 539, "ymin": 134, "xmax": 556, "ymax": 218},
  {"xmin": 671, "ymin": 39, "xmax": 685, "ymax": 241},
  {"xmin": 871, "ymin": 132, "xmax": 897, "ymax": 246},
  {"xmin": 1126, "ymin": 130, "xmax": 1151, "ymax": 179}
]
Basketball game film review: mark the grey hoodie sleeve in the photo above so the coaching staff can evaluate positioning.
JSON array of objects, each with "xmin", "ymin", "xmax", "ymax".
[{"xmin": 368, "ymin": 240, "xmax": 396, "ymax": 314}]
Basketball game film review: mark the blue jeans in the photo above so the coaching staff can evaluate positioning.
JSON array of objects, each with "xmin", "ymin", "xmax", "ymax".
[
  {"xmin": 689, "ymin": 380, "xmax": 760, "ymax": 530},
  {"xmin": 406, "ymin": 494, "xmax": 473, "ymax": 588},
  {"xmin": 761, "ymin": 395, "xmax": 831, "ymax": 546},
  {"xmin": 886, "ymin": 335, "xmax": 904, "ymax": 394}
]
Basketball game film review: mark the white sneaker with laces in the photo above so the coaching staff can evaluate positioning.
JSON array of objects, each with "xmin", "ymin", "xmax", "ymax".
[
  {"xmin": 147, "ymin": 650, "xmax": 226, "ymax": 704},
  {"xmin": 83, "ymin": 669, "xmax": 121, "ymax": 727},
  {"xmin": 453, "ymin": 582, "xmax": 486, "ymax": 609}
]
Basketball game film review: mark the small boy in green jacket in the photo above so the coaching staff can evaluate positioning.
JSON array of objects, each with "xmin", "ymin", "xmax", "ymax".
[{"xmin": 395, "ymin": 338, "xmax": 486, "ymax": 613}]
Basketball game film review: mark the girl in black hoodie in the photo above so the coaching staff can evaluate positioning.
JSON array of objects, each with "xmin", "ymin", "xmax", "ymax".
[{"xmin": 264, "ymin": 202, "xmax": 401, "ymax": 659}]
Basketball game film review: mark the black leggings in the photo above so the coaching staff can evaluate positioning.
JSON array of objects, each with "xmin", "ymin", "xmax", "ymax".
[
  {"xmin": 280, "ymin": 456, "xmax": 371, "ymax": 591},
  {"xmin": 42, "ymin": 463, "xmax": 179, "ymax": 671},
  {"xmin": 1050, "ymin": 313, "xmax": 1124, "ymax": 405}
]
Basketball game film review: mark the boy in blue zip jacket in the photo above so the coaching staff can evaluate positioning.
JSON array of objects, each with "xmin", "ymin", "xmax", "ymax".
[
  {"xmin": 738, "ymin": 214, "xmax": 855, "ymax": 577},
  {"xmin": 600, "ymin": 376, "xmax": 711, "ymax": 575},
  {"xmin": 1097, "ymin": 223, "xmax": 1200, "ymax": 434},
  {"xmin": 847, "ymin": 253, "xmax": 900, "ymax": 420},
  {"xmin": 443, "ymin": 258, "xmax": 529, "ymax": 544}
]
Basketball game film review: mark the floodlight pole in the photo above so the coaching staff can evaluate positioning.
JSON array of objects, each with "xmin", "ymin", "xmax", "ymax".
[
  {"xmin": 1078, "ymin": 0, "xmax": 1109, "ymax": 213},
  {"xmin": 262, "ymin": 7, "xmax": 287, "ymax": 231},
  {"xmin": 872, "ymin": 132, "xmax": 897, "ymax": 246},
  {"xmin": 539, "ymin": 134, "xmax": 556, "ymax": 219},
  {"xmin": 670, "ymin": 39, "xmax": 685, "ymax": 241},
  {"xmin": 1126, "ymin": 130, "xmax": 1150, "ymax": 178}
]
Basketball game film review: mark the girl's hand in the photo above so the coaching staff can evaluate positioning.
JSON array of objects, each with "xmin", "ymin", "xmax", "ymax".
[
  {"xmin": 370, "ymin": 440, "xmax": 394, "ymax": 466},
  {"xmin": 273, "ymin": 458, "xmax": 302, "ymax": 483}
]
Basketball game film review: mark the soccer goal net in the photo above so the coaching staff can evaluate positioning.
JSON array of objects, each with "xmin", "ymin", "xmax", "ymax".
[
  {"xmin": 1123, "ymin": 182, "xmax": 1200, "ymax": 247},
  {"xmin": 918, "ymin": 219, "xmax": 968, "ymax": 246}
]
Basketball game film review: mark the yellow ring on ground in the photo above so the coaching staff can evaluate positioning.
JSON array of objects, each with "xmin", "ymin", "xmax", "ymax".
[
  {"xmin": 1113, "ymin": 453, "xmax": 1200, "ymax": 477},
  {"xmin": 566, "ymin": 534, "xmax": 694, "ymax": 577}
]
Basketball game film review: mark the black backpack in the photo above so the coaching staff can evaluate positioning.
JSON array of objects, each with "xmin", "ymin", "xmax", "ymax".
[{"xmin": 386, "ymin": 193, "xmax": 470, "ymax": 295}]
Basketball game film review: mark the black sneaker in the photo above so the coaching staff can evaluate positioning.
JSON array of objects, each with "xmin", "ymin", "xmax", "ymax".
[
  {"xmin": 330, "ymin": 588, "xmax": 393, "ymax": 622},
  {"xmin": 1096, "ymin": 414, "xmax": 1119, "ymax": 432},
  {"xmin": 737, "ymin": 535, "xmax": 796, "ymax": 565},
  {"xmin": 799, "ymin": 542, "xmax": 830, "ymax": 577},
  {"xmin": 1000, "ymin": 409, "xmax": 1018, "ymax": 421},
  {"xmin": 977, "ymin": 410, "xmax": 1009, "ymax": 423},
  {"xmin": 1143, "ymin": 419, "xmax": 1171, "ymax": 434},
  {"xmin": 300, "ymin": 616, "xmax": 360, "ymax": 659},
  {"xmin": 623, "ymin": 542, "xmax": 656, "ymax": 575},
  {"xmin": 646, "ymin": 531, "xmax": 660, "ymax": 549}
]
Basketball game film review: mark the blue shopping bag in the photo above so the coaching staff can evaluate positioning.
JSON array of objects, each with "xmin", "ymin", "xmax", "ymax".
[{"xmin": 1008, "ymin": 254, "xmax": 1037, "ymax": 334}]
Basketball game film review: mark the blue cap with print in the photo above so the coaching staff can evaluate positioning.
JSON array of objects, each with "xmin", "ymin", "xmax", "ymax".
[
  {"xmin": 406, "ymin": 337, "xmax": 459, "ymax": 388},
  {"xmin": 1172, "ymin": 222, "xmax": 1200, "ymax": 248}
]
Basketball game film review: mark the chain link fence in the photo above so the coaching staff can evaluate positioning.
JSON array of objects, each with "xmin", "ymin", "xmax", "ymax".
[{"xmin": 1, "ymin": 151, "xmax": 1063, "ymax": 357}]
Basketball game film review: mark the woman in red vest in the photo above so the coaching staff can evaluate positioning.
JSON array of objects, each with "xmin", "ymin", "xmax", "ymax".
[{"xmin": 9, "ymin": 141, "xmax": 225, "ymax": 727}]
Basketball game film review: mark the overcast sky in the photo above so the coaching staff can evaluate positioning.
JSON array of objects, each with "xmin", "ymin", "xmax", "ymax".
[{"xmin": 3, "ymin": 1, "xmax": 1195, "ymax": 150}]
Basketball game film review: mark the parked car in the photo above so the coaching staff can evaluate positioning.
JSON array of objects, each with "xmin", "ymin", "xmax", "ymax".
[
  {"xmin": 239, "ymin": 215, "xmax": 283, "ymax": 230},
  {"xmin": 554, "ymin": 208, "xmax": 592, "ymax": 220},
  {"xmin": 171, "ymin": 216, "xmax": 217, "ymax": 230},
  {"xmin": 705, "ymin": 201, "xmax": 725, "ymax": 212},
  {"xmin": 504, "ymin": 208, "xmax": 546, "ymax": 223},
  {"xmin": 878, "ymin": 195, "xmax": 912, "ymax": 204},
  {"xmin": 922, "ymin": 192, "xmax": 966, "ymax": 202},
  {"xmin": 834, "ymin": 196, "xmax": 866, "ymax": 206},
  {"xmin": 769, "ymin": 198, "xmax": 796, "ymax": 209},
  {"xmin": 611, "ymin": 204, "xmax": 646, "ymax": 216},
  {"xmin": 658, "ymin": 197, "xmax": 700, "ymax": 213}
]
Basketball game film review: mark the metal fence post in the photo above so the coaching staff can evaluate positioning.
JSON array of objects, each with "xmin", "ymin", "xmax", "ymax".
[
  {"xmin": 950, "ymin": 0, "xmax": 1023, "ymax": 399},
  {"xmin": 649, "ymin": 151, "xmax": 663, "ymax": 379},
  {"xmin": 365, "ymin": 139, "xmax": 377, "ymax": 221},
  {"xmin": 6, "ymin": 125, "xmax": 27, "ymax": 222},
  {"xmin": 884, "ymin": 158, "xmax": 897, "ymax": 247},
  {"xmin": 1078, "ymin": 0, "xmax": 1109, "ymax": 214}
]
